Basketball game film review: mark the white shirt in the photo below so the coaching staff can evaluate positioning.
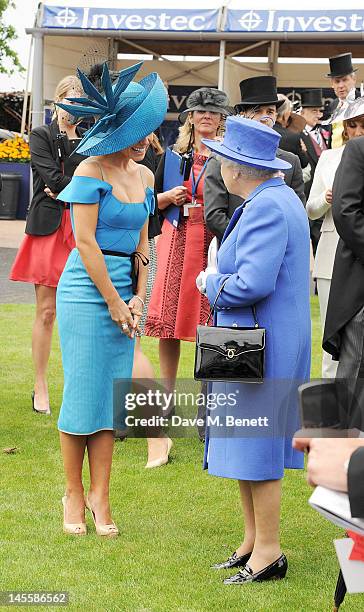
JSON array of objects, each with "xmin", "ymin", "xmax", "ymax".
[
  {"xmin": 305, "ymin": 124, "xmax": 324, "ymax": 147},
  {"xmin": 337, "ymin": 87, "xmax": 356, "ymax": 109}
]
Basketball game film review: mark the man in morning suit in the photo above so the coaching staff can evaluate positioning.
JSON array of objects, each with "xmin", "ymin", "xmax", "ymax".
[
  {"xmin": 204, "ymin": 76, "xmax": 305, "ymax": 242},
  {"xmin": 327, "ymin": 53, "xmax": 360, "ymax": 149},
  {"xmin": 299, "ymin": 89, "xmax": 327, "ymax": 255},
  {"xmin": 328, "ymin": 52, "xmax": 359, "ymax": 114},
  {"xmin": 323, "ymin": 135, "xmax": 364, "ymax": 434}
]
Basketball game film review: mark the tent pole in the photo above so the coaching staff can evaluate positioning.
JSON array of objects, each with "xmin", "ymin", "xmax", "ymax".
[
  {"xmin": 218, "ymin": 39, "xmax": 226, "ymax": 90},
  {"xmin": 21, "ymin": 36, "xmax": 34, "ymax": 137},
  {"xmin": 31, "ymin": 32, "xmax": 44, "ymax": 129},
  {"xmin": 269, "ymin": 40, "xmax": 280, "ymax": 77},
  {"xmin": 108, "ymin": 37, "xmax": 118, "ymax": 70}
]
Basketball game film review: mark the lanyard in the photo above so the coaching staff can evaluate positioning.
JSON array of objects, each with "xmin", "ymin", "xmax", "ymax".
[{"xmin": 191, "ymin": 159, "xmax": 209, "ymax": 202}]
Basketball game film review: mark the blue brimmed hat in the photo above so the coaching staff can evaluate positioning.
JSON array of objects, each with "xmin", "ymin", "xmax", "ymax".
[
  {"xmin": 202, "ymin": 116, "xmax": 291, "ymax": 171},
  {"xmin": 56, "ymin": 62, "xmax": 168, "ymax": 156}
]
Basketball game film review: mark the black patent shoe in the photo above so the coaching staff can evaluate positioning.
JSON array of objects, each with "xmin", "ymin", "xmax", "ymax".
[
  {"xmin": 211, "ymin": 550, "xmax": 252, "ymax": 570},
  {"xmin": 223, "ymin": 553, "xmax": 287, "ymax": 584}
]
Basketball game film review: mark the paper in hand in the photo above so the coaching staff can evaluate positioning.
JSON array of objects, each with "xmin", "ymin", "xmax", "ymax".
[
  {"xmin": 309, "ymin": 486, "xmax": 364, "ymax": 536},
  {"xmin": 334, "ymin": 538, "xmax": 364, "ymax": 593},
  {"xmin": 163, "ymin": 148, "xmax": 185, "ymax": 228}
]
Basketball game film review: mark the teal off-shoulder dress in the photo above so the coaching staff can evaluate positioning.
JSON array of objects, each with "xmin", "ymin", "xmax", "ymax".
[{"xmin": 56, "ymin": 175, "xmax": 154, "ymax": 435}]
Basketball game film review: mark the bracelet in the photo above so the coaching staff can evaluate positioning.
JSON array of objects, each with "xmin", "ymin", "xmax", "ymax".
[{"xmin": 134, "ymin": 295, "xmax": 145, "ymax": 309}]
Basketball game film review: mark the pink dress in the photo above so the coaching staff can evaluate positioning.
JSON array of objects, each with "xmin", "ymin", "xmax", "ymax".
[
  {"xmin": 145, "ymin": 153, "xmax": 213, "ymax": 341},
  {"xmin": 9, "ymin": 208, "xmax": 75, "ymax": 288}
]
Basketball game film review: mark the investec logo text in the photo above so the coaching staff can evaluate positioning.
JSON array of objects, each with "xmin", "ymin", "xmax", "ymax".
[
  {"xmin": 238, "ymin": 10, "xmax": 364, "ymax": 32},
  {"xmin": 54, "ymin": 7, "xmax": 210, "ymax": 31}
]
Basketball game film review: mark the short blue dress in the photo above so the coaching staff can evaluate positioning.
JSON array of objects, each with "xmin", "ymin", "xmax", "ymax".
[{"xmin": 56, "ymin": 175, "xmax": 154, "ymax": 435}]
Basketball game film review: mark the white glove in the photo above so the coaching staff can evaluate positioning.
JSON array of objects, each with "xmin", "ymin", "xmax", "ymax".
[
  {"xmin": 302, "ymin": 163, "xmax": 311, "ymax": 184},
  {"xmin": 196, "ymin": 238, "xmax": 218, "ymax": 294},
  {"xmin": 207, "ymin": 237, "xmax": 217, "ymax": 269}
]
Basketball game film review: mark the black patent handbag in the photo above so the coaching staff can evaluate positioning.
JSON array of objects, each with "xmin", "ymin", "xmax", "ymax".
[{"xmin": 194, "ymin": 279, "xmax": 265, "ymax": 383}]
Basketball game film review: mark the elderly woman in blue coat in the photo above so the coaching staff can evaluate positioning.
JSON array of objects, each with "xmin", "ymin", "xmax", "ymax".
[{"xmin": 199, "ymin": 117, "xmax": 311, "ymax": 584}]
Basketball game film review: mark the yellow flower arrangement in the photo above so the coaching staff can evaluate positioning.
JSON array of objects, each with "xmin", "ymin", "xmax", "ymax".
[{"xmin": 0, "ymin": 136, "xmax": 30, "ymax": 163}]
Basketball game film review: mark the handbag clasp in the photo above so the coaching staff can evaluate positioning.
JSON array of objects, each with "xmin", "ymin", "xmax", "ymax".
[{"xmin": 227, "ymin": 348, "xmax": 236, "ymax": 359}]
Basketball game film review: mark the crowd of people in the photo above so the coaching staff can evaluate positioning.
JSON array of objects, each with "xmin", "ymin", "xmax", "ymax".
[{"xmin": 9, "ymin": 51, "xmax": 364, "ymax": 585}]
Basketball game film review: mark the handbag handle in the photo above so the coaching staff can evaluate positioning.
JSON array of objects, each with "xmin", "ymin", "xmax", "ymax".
[{"xmin": 205, "ymin": 278, "xmax": 259, "ymax": 328}]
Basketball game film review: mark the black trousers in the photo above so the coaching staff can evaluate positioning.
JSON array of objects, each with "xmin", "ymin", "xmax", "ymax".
[{"xmin": 337, "ymin": 305, "xmax": 364, "ymax": 431}]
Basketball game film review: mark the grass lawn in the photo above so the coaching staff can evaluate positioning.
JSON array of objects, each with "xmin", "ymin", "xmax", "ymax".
[{"xmin": 0, "ymin": 297, "xmax": 363, "ymax": 611}]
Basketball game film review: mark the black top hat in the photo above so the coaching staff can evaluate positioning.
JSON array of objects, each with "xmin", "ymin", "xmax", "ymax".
[
  {"xmin": 327, "ymin": 53, "xmax": 357, "ymax": 78},
  {"xmin": 235, "ymin": 76, "xmax": 284, "ymax": 111},
  {"xmin": 300, "ymin": 89, "xmax": 323, "ymax": 108}
]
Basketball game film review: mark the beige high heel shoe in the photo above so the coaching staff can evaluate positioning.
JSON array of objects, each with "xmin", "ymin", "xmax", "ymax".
[
  {"xmin": 145, "ymin": 437, "xmax": 173, "ymax": 469},
  {"xmin": 62, "ymin": 496, "xmax": 87, "ymax": 536},
  {"xmin": 32, "ymin": 391, "xmax": 51, "ymax": 416},
  {"xmin": 85, "ymin": 496, "xmax": 119, "ymax": 538}
]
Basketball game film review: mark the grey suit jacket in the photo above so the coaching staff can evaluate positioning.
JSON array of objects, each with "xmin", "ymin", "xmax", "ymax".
[{"xmin": 204, "ymin": 149, "xmax": 306, "ymax": 241}]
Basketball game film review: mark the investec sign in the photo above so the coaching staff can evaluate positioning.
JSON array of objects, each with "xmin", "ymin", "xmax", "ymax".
[
  {"xmin": 42, "ymin": 5, "xmax": 219, "ymax": 32},
  {"xmin": 226, "ymin": 10, "xmax": 364, "ymax": 33}
]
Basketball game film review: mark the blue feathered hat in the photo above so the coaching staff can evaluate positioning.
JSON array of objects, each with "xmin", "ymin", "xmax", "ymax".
[{"xmin": 56, "ymin": 62, "xmax": 168, "ymax": 156}]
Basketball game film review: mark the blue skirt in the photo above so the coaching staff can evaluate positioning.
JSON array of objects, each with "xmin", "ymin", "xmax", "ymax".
[
  {"xmin": 56, "ymin": 249, "xmax": 135, "ymax": 435},
  {"xmin": 204, "ymin": 378, "xmax": 305, "ymax": 481}
]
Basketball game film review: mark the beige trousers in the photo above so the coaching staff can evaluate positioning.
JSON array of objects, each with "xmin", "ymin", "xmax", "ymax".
[{"xmin": 317, "ymin": 277, "xmax": 338, "ymax": 379}]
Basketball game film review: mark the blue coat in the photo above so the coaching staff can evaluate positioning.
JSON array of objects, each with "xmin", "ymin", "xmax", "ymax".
[{"xmin": 204, "ymin": 177, "xmax": 311, "ymax": 481}]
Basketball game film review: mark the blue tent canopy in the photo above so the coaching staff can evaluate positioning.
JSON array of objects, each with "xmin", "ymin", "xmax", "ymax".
[
  {"xmin": 41, "ymin": 5, "xmax": 364, "ymax": 35},
  {"xmin": 41, "ymin": 6, "xmax": 220, "ymax": 32}
]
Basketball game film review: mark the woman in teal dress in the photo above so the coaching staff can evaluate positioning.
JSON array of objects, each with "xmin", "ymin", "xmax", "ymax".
[{"xmin": 55, "ymin": 62, "xmax": 167, "ymax": 536}]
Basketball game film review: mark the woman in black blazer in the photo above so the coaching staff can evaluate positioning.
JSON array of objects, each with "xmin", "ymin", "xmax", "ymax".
[{"xmin": 10, "ymin": 75, "xmax": 84, "ymax": 414}]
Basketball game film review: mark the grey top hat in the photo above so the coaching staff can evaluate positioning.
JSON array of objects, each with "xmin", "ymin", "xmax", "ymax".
[{"xmin": 178, "ymin": 87, "xmax": 232, "ymax": 124}]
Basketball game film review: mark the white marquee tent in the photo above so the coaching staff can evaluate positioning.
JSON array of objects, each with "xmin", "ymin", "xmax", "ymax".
[{"xmin": 26, "ymin": 3, "xmax": 364, "ymax": 128}]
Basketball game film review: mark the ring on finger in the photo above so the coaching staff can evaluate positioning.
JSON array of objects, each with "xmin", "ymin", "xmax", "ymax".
[{"xmin": 121, "ymin": 322, "xmax": 129, "ymax": 330}]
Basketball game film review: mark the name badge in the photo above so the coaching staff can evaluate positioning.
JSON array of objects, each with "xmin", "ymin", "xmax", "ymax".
[{"xmin": 183, "ymin": 202, "xmax": 201, "ymax": 216}]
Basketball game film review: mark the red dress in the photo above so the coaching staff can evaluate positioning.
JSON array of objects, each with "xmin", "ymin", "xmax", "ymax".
[
  {"xmin": 10, "ymin": 135, "xmax": 81, "ymax": 288},
  {"xmin": 145, "ymin": 153, "xmax": 213, "ymax": 341},
  {"xmin": 9, "ymin": 208, "xmax": 75, "ymax": 288}
]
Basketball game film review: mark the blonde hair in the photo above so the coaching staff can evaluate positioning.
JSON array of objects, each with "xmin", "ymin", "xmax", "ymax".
[
  {"xmin": 343, "ymin": 114, "xmax": 364, "ymax": 143},
  {"xmin": 52, "ymin": 75, "xmax": 82, "ymax": 119},
  {"xmin": 174, "ymin": 112, "xmax": 225, "ymax": 154},
  {"xmin": 150, "ymin": 132, "xmax": 164, "ymax": 155}
]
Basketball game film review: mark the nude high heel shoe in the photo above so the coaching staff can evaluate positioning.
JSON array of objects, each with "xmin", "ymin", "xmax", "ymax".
[
  {"xmin": 62, "ymin": 496, "xmax": 87, "ymax": 536},
  {"xmin": 85, "ymin": 496, "xmax": 119, "ymax": 538},
  {"xmin": 145, "ymin": 437, "xmax": 173, "ymax": 469},
  {"xmin": 32, "ymin": 391, "xmax": 51, "ymax": 415}
]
